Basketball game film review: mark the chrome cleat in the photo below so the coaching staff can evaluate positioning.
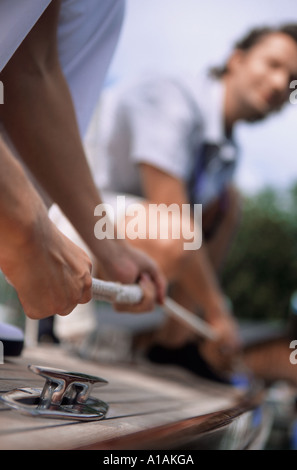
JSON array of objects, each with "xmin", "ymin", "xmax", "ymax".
[{"xmin": 0, "ymin": 365, "xmax": 109, "ymax": 421}]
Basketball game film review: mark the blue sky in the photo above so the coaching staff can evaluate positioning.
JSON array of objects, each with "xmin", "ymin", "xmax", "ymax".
[{"xmin": 106, "ymin": 0, "xmax": 297, "ymax": 194}]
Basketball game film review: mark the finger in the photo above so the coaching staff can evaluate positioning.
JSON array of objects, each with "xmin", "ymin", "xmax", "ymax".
[
  {"xmin": 77, "ymin": 274, "xmax": 93, "ymax": 304},
  {"xmin": 144, "ymin": 263, "xmax": 167, "ymax": 304},
  {"xmin": 57, "ymin": 305, "xmax": 78, "ymax": 317},
  {"xmin": 113, "ymin": 273, "xmax": 157, "ymax": 313}
]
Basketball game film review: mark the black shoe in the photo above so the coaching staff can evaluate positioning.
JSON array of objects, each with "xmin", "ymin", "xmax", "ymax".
[{"xmin": 146, "ymin": 341, "xmax": 230, "ymax": 384}]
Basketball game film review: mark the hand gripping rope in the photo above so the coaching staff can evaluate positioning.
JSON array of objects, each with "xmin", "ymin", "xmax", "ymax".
[{"xmin": 91, "ymin": 278, "xmax": 217, "ymax": 341}]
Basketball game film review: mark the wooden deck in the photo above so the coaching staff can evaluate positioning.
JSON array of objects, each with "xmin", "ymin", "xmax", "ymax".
[{"xmin": 0, "ymin": 344, "xmax": 271, "ymax": 450}]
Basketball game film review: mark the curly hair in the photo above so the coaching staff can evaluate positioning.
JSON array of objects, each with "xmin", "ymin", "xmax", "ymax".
[{"xmin": 210, "ymin": 23, "xmax": 297, "ymax": 78}]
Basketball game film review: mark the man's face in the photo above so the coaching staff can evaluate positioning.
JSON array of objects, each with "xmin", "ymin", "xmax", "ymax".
[{"xmin": 229, "ymin": 33, "xmax": 297, "ymax": 122}]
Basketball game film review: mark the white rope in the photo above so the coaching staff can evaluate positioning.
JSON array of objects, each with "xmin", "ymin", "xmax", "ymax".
[
  {"xmin": 92, "ymin": 278, "xmax": 143, "ymax": 304},
  {"xmin": 91, "ymin": 278, "xmax": 217, "ymax": 341},
  {"xmin": 163, "ymin": 298, "xmax": 217, "ymax": 341}
]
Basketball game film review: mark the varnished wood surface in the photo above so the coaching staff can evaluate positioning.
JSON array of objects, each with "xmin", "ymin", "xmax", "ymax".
[{"xmin": 0, "ymin": 345, "xmax": 268, "ymax": 450}]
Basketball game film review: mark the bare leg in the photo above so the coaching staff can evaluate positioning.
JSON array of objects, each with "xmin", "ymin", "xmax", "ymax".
[
  {"xmin": 152, "ymin": 283, "xmax": 198, "ymax": 347},
  {"xmin": 243, "ymin": 337, "xmax": 297, "ymax": 387}
]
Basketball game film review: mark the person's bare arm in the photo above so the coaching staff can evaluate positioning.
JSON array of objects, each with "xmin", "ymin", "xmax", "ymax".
[
  {"xmin": 0, "ymin": 1, "xmax": 165, "ymax": 309},
  {"xmin": 0, "ymin": 136, "xmax": 93, "ymax": 319},
  {"xmin": 0, "ymin": 0, "xmax": 108, "ymax": 258},
  {"xmin": 139, "ymin": 163, "xmax": 240, "ymax": 352}
]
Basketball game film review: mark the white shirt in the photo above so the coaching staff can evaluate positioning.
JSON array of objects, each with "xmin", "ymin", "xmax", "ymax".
[
  {"xmin": 0, "ymin": 0, "xmax": 125, "ymax": 137},
  {"xmin": 85, "ymin": 72, "xmax": 239, "ymax": 208}
]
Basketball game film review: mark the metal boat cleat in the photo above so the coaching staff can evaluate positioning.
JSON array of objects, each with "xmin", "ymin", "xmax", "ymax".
[{"xmin": 0, "ymin": 365, "xmax": 109, "ymax": 421}]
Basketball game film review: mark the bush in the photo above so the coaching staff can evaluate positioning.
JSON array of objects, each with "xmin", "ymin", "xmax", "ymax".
[{"xmin": 221, "ymin": 183, "xmax": 297, "ymax": 322}]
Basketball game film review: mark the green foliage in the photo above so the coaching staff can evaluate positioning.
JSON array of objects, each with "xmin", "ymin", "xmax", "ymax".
[{"xmin": 221, "ymin": 183, "xmax": 297, "ymax": 321}]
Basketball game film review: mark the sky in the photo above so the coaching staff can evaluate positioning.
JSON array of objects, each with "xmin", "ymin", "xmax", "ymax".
[{"xmin": 106, "ymin": 0, "xmax": 297, "ymax": 195}]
